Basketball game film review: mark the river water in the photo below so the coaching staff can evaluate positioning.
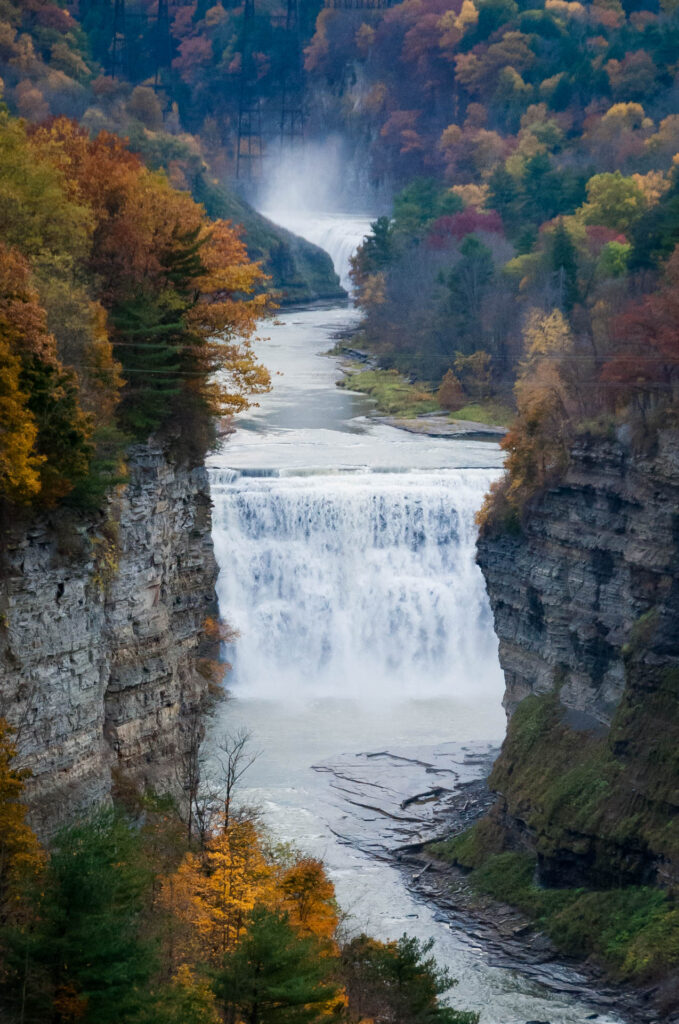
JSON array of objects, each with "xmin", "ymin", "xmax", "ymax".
[{"xmin": 206, "ymin": 217, "xmax": 625, "ymax": 1024}]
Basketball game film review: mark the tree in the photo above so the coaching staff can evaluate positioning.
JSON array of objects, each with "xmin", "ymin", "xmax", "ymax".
[
  {"xmin": 213, "ymin": 905, "xmax": 341, "ymax": 1024},
  {"xmin": 490, "ymin": 308, "xmax": 575, "ymax": 521},
  {"xmin": 437, "ymin": 369, "xmax": 465, "ymax": 410},
  {"xmin": 1, "ymin": 812, "xmax": 156, "ymax": 1024},
  {"xmin": 154, "ymin": 965, "xmax": 221, "ymax": 1024},
  {"xmin": 581, "ymin": 171, "xmax": 647, "ymax": 233},
  {"xmin": 40, "ymin": 814, "xmax": 156, "ymax": 1024},
  {"xmin": 0, "ymin": 720, "xmax": 43, "ymax": 908},
  {"xmin": 454, "ymin": 350, "xmax": 492, "ymax": 401},
  {"xmin": 602, "ymin": 245, "xmax": 679, "ymax": 416},
  {"xmin": 213, "ymin": 728, "xmax": 258, "ymax": 831},
  {"xmin": 0, "ymin": 334, "xmax": 43, "ymax": 504},
  {"xmin": 446, "ymin": 237, "xmax": 495, "ymax": 354},
  {"xmin": 0, "ymin": 243, "xmax": 93, "ymax": 505},
  {"xmin": 550, "ymin": 220, "xmax": 580, "ymax": 312},
  {"xmin": 278, "ymin": 859, "xmax": 338, "ymax": 942},
  {"xmin": 160, "ymin": 817, "xmax": 275, "ymax": 966},
  {"xmin": 341, "ymin": 933, "xmax": 478, "ymax": 1024}
]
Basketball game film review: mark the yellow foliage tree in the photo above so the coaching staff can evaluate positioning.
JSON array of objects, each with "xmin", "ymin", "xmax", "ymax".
[
  {"xmin": 0, "ymin": 719, "xmax": 44, "ymax": 908},
  {"xmin": 278, "ymin": 857, "xmax": 339, "ymax": 943},
  {"xmin": 158, "ymin": 817, "xmax": 275, "ymax": 968},
  {"xmin": 0, "ymin": 334, "xmax": 43, "ymax": 503},
  {"xmin": 479, "ymin": 310, "xmax": 575, "ymax": 528}
]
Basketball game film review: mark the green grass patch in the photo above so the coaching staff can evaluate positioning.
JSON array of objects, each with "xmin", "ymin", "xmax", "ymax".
[
  {"xmin": 472, "ymin": 853, "xmax": 679, "ymax": 979},
  {"xmin": 339, "ymin": 368, "xmax": 439, "ymax": 418},
  {"xmin": 448, "ymin": 401, "xmax": 514, "ymax": 427},
  {"xmin": 430, "ymin": 843, "xmax": 679, "ymax": 981}
]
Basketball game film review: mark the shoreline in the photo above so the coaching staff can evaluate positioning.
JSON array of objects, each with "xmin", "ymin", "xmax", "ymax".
[
  {"xmin": 384, "ymin": 780, "xmax": 667, "ymax": 1024},
  {"xmin": 333, "ymin": 343, "xmax": 509, "ymax": 441}
]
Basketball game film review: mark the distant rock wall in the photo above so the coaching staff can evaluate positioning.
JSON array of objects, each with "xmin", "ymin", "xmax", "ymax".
[
  {"xmin": 0, "ymin": 444, "xmax": 218, "ymax": 835},
  {"xmin": 477, "ymin": 430, "xmax": 679, "ymax": 887}
]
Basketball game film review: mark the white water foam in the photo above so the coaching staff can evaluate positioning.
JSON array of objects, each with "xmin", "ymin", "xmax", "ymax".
[
  {"xmin": 263, "ymin": 211, "xmax": 373, "ymax": 291},
  {"xmin": 211, "ymin": 468, "xmax": 502, "ymax": 701}
]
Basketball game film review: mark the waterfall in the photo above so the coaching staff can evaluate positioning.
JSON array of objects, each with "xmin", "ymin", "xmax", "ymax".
[
  {"xmin": 262, "ymin": 211, "xmax": 374, "ymax": 290},
  {"xmin": 210, "ymin": 468, "xmax": 502, "ymax": 701}
]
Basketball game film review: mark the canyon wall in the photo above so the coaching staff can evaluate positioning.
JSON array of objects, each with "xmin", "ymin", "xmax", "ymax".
[
  {"xmin": 0, "ymin": 444, "xmax": 218, "ymax": 835},
  {"xmin": 477, "ymin": 429, "xmax": 679, "ymax": 888}
]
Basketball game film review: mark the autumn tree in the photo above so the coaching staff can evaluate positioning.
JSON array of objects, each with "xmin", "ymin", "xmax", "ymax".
[
  {"xmin": 437, "ymin": 369, "xmax": 465, "ymax": 411},
  {"xmin": 278, "ymin": 858, "xmax": 338, "ymax": 942},
  {"xmin": 602, "ymin": 245, "xmax": 679, "ymax": 419},
  {"xmin": 0, "ymin": 243, "xmax": 92, "ymax": 505},
  {"xmin": 0, "ymin": 720, "xmax": 43, "ymax": 910},
  {"xmin": 481, "ymin": 308, "xmax": 576, "ymax": 526}
]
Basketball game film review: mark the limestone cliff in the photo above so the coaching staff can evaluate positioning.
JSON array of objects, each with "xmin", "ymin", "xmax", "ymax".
[
  {"xmin": 477, "ymin": 429, "xmax": 679, "ymax": 888},
  {"xmin": 0, "ymin": 444, "xmax": 218, "ymax": 835}
]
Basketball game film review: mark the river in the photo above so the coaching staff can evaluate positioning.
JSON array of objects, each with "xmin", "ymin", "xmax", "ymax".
[{"xmin": 206, "ymin": 216, "xmax": 625, "ymax": 1024}]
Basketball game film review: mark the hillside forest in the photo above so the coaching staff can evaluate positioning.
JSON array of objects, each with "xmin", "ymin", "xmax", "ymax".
[{"xmin": 0, "ymin": 0, "xmax": 673, "ymax": 520}]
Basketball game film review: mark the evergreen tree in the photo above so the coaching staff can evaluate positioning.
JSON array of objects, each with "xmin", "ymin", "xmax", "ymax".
[
  {"xmin": 550, "ymin": 221, "xmax": 580, "ymax": 313},
  {"xmin": 213, "ymin": 904, "xmax": 340, "ymax": 1024},
  {"xmin": 1, "ymin": 812, "xmax": 157, "ymax": 1024},
  {"xmin": 341, "ymin": 932, "xmax": 479, "ymax": 1024}
]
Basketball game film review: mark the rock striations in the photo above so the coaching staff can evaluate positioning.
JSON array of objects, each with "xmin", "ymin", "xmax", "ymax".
[
  {"xmin": 477, "ymin": 429, "xmax": 679, "ymax": 888},
  {"xmin": 0, "ymin": 444, "xmax": 218, "ymax": 835}
]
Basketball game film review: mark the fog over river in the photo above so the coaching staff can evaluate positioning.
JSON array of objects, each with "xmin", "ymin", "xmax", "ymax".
[{"xmin": 206, "ymin": 212, "xmax": 625, "ymax": 1024}]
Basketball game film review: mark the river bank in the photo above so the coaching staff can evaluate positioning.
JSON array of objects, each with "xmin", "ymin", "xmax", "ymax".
[
  {"xmin": 333, "ymin": 348, "xmax": 510, "ymax": 440},
  {"xmin": 387, "ymin": 791, "xmax": 667, "ymax": 1024}
]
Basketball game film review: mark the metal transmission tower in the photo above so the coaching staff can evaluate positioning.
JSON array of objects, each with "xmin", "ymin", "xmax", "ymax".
[
  {"xmin": 153, "ymin": 0, "xmax": 173, "ymax": 93},
  {"xmin": 325, "ymin": 0, "xmax": 394, "ymax": 7},
  {"xmin": 279, "ymin": 0, "xmax": 304, "ymax": 147},
  {"xmin": 109, "ymin": 0, "xmax": 129, "ymax": 78},
  {"xmin": 236, "ymin": 0, "xmax": 264, "ymax": 180}
]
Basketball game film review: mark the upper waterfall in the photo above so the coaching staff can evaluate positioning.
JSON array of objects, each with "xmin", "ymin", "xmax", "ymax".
[{"xmin": 262, "ymin": 211, "xmax": 373, "ymax": 290}]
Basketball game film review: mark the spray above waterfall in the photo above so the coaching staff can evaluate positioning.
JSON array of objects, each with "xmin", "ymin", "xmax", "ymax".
[{"xmin": 255, "ymin": 139, "xmax": 379, "ymax": 289}]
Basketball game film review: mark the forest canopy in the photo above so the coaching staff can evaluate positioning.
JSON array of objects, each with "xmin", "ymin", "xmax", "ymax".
[{"xmin": 0, "ymin": 109, "xmax": 270, "ymax": 509}]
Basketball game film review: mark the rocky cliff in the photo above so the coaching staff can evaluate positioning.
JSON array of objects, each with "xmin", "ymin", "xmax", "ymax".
[
  {"xmin": 476, "ymin": 429, "xmax": 679, "ymax": 889},
  {"xmin": 0, "ymin": 444, "xmax": 218, "ymax": 835}
]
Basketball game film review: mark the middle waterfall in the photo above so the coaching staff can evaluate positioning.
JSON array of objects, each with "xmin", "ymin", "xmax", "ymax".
[{"xmin": 210, "ymin": 468, "xmax": 502, "ymax": 700}]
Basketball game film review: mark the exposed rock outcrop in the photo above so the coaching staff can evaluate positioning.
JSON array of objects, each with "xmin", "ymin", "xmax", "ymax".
[
  {"xmin": 477, "ymin": 429, "xmax": 679, "ymax": 888},
  {"xmin": 479, "ymin": 430, "xmax": 679, "ymax": 725},
  {"xmin": 0, "ymin": 444, "xmax": 218, "ymax": 835}
]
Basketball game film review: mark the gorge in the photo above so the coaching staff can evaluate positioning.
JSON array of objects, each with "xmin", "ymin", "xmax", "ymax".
[
  {"xmin": 3, "ymin": 0, "xmax": 679, "ymax": 1017},
  {"xmin": 202, "ymin": 216, "xmax": 629, "ymax": 1023}
]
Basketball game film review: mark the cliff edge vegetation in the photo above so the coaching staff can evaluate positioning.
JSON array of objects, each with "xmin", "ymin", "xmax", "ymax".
[{"xmin": 0, "ymin": 107, "xmax": 271, "ymax": 513}]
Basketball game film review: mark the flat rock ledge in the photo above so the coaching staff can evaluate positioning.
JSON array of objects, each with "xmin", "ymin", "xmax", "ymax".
[{"xmin": 375, "ymin": 414, "xmax": 507, "ymax": 439}]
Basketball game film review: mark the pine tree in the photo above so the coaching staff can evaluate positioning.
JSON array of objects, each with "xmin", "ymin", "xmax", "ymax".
[{"xmin": 213, "ymin": 905, "xmax": 341, "ymax": 1024}]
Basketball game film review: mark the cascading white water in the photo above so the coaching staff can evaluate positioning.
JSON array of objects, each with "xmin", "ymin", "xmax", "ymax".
[
  {"xmin": 263, "ymin": 211, "xmax": 373, "ymax": 290},
  {"xmin": 210, "ymin": 468, "xmax": 502, "ymax": 701}
]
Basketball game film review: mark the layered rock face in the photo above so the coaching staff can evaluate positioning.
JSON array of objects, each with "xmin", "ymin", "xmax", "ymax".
[
  {"xmin": 0, "ymin": 445, "xmax": 218, "ymax": 835},
  {"xmin": 477, "ymin": 430, "xmax": 679, "ymax": 887},
  {"xmin": 479, "ymin": 431, "xmax": 679, "ymax": 725}
]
